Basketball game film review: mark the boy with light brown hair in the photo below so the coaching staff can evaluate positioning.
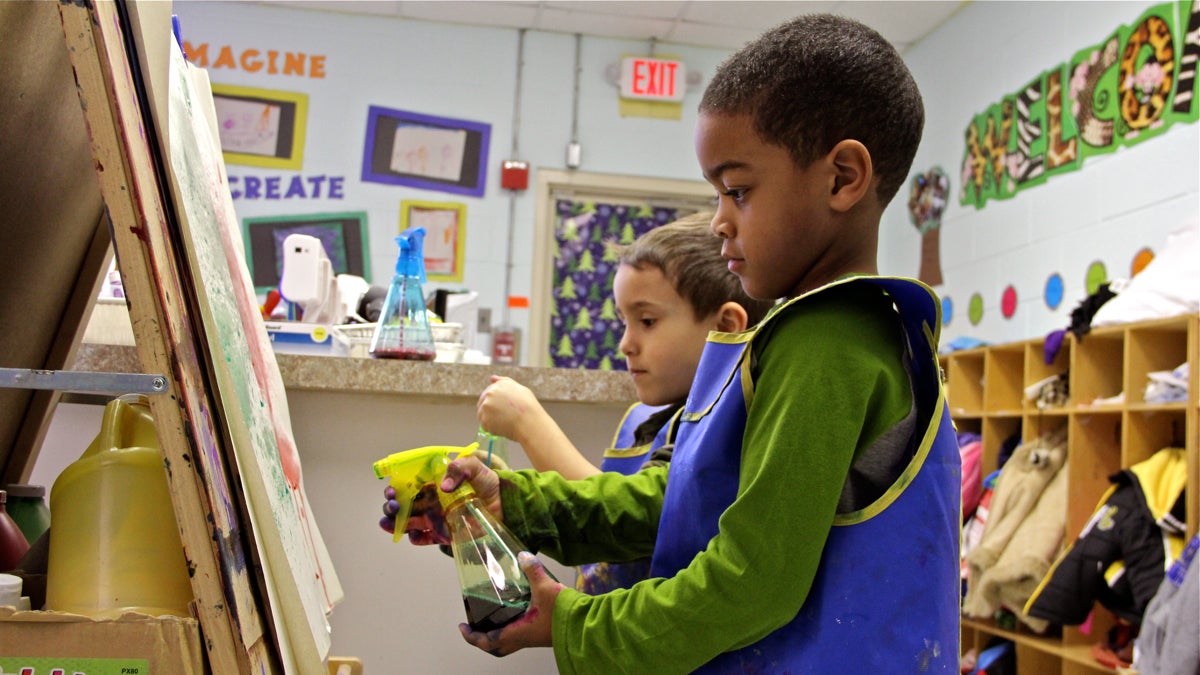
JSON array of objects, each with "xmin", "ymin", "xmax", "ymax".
[{"xmin": 476, "ymin": 213, "xmax": 772, "ymax": 594}]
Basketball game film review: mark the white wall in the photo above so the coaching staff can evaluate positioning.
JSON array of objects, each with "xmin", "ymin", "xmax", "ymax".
[
  {"xmin": 880, "ymin": 0, "xmax": 1199, "ymax": 345},
  {"xmin": 171, "ymin": 1, "xmax": 734, "ymax": 362},
  {"xmin": 173, "ymin": 0, "xmax": 1199, "ymax": 356}
]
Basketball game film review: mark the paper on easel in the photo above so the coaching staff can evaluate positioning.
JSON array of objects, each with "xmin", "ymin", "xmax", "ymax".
[{"xmin": 151, "ymin": 19, "xmax": 342, "ymax": 675}]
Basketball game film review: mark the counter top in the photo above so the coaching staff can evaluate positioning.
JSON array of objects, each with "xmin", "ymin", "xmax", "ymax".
[{"xmin": 72, "ymin": 343, "xmax": 638, "ymax": 404}]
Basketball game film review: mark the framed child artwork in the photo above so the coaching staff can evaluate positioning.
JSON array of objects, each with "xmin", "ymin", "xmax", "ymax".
[
  {"xmin": 362, "ymin": 106, "xmax": 490, "ymax": 197},
  {"xmin": 400, "ymin": 200, "xmax": 466, "ymax": 282},
  {"xmin": 210, "ymin": 84, "xmax": 308, "ymax": 170}
]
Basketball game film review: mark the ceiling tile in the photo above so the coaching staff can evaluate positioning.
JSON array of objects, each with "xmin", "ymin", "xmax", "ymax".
[
  {"xmin": 536, "ymin": 6, "xmax": 675, "ymax": 40},
  {"xmin": 267, "ymin": 0, "xmax": 404, "ymax": 16},
  {"xmin": 665, "ymin": 22, "xmax": 761, "ymax": 51},
  {"xmin": 831, "ymin": 0, "xmax": 962, "ymax": 44},
  {"xmin": 248, "ymin": 0, "xmax": 961, "ymax": 54},
  {"xmin": 680, "ymin": 1, "xmax": 838, "ymax": 30},
  {"xmin": 400, "ymin": 1, "xmax": 542, "ymax": 28},
  {"xmin": 544, "ymin": 1, "xmax": 688, "ymax": 21}
]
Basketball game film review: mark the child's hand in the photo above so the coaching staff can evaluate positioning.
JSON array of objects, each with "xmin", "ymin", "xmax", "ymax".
[
  {"xmin": 459, "ymin": 552, "xmax": 561, "ymax": 656},
  {"xmin": 477, "ymin": 375, "xmax": 598, "ymax": 479},
  {"xmin": 380, "ymin": 454, "xmax": 505, "ymax": 543},
  {"xmin": 441, "ymin": 454, "xmax": 505, "ymax": 522},
  {"xmin": 477, "ymin": 375, "xmax": 544, "ymax": 444},
  {"xmin": 379, "ymin": 483, "xmax": 451, "ymax": 545}
]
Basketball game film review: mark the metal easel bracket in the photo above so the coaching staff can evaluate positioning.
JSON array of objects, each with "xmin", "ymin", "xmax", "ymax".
[{"xmin": 0, "ymin": 368, "xmax": 168, "ymax": 394}]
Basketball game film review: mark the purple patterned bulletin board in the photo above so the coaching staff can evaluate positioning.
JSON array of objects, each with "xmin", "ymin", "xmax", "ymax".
[{"xmin": 550, "ymin": 199, "xmax": 687, "ymax": 370}]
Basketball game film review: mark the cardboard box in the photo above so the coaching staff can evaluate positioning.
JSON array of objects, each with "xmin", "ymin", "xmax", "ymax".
[{"xmin": 0, "ymin": 607, "xmax": 204, "ymax": 674}]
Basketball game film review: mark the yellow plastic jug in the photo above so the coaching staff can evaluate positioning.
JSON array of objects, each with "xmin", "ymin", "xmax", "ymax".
[{"xmin": 45, "ymin": 395, "xmax": 193, "ymax": 618}]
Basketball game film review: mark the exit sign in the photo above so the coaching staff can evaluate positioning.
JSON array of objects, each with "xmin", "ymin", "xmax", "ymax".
[{"xmin": 620, "ymin": 56, "xmax": 686, "ymax": 102}]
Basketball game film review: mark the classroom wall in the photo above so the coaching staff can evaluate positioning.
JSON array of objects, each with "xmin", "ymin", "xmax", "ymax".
[
  {"xmin": 173, "ymin": 0, "xmax": 1199, "ymax": 359},
  {"xmin": 880, "ymin": 0, "xmax": 1199, "ymax": 345},
  {"xmin": 170, "ymin": 1, "xmax": 735, "ymax": 362}
]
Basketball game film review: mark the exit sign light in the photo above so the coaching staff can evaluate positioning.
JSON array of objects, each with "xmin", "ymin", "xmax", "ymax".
[{"xmin": 620, "ymin": 56, "xmax": 686, "ymax": 102}]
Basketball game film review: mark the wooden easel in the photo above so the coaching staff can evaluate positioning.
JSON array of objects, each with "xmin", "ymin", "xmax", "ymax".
[{"xmin": 0, "ymin": 1, "xmax": 281, "ymax": 671}]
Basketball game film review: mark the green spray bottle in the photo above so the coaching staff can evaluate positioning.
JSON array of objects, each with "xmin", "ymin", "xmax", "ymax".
[
  {"xmin": 373, "ymin": 442, "xmax": 531, "ymax": 631},
  {"xmin": 370, "ymin": 226, "xmax": 435, "ymax": 360}
]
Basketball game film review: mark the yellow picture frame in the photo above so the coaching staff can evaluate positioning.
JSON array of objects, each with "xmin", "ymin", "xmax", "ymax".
[
  {"xmin": 400, "ymin": 200, "xmax": 466, "ymax": 282},
  {"xmin": 210, "ymin": 83, "xmax": 308, "ymax": 170}
]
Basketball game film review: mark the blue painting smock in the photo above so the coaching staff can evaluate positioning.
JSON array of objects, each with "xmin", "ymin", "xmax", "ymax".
[
  {"xmin": 652, "ymin": 276, "xmax": 960, "ymax": 673},
  {"xmin": 576, "ymin": 402, "xmax": 676, "ymax": 595}
]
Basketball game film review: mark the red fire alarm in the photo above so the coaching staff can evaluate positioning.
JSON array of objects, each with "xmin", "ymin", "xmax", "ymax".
[{"xmin": 501, "ymin": 160, "xmax": 530, "ymax": 191}]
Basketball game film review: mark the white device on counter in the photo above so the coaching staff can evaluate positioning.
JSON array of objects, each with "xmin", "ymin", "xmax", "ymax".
[
  {"xmin": 442, "ymin": 290, "xmax": 480, "ymax": 349},
  {"xmin": 279, "ymin": 233, "xmax": 341, "ymax": 324},
  {"xmin": 336, "ymin": 273, "xmax": 371, "ymax": 323}
]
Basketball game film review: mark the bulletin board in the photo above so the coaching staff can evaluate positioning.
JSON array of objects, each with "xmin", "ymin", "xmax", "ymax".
[
  {"xmin": 243, "ymin": 211, "xmax": 370, "ymax": 292},
  {"xmin": 361, "ymin": 105, "xmax": 490, "ymax": 197},
  {"xmin": 211, "ymin": 83, "xmax": 308, "ymax": 170},
  {"xmin": 551, "ymin": 199, "xmax": 691, "ymax": 370}
]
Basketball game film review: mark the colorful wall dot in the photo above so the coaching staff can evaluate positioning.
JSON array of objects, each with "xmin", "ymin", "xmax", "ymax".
[
  {"xmin": 1044, "ymin": 273, "xmax": 1064, "ymax": 310},
  {"xmin": 1131, "ymin": 247, "xmax": 1154, "ymax": 276},
  {"xmin": 1085, "ymin": 260, "xmax": 1108, "ymax": 295},
  {"xmin": 968, "ymin": 293, "xmax": 984, "ymax": 326},
  {"xmin": 1001, "ymin": 285, "xmax": 1017, "ymax": 319},
  {"xmin": 941, "ymin": 296, "xmax": 953, "ymax": 325}
]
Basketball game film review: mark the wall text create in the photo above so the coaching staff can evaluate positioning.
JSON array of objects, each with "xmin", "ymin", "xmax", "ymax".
[{"xmin": 229, "ymin": 175, "xmax": 345, "ymax": 200}]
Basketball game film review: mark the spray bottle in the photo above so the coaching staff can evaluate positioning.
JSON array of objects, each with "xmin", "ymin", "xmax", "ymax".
[
  {"xmin": 370, "ymin": 227, "xmax": 435, "ymax": 360},
  {"xmin": 373, "ymin": 442, "xmax": 531, "ymax": 631}
]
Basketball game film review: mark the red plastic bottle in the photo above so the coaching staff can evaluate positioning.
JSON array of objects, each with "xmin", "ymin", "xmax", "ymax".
[{"xmin": 0, "ymin": 490, "xmax": 31, "ymax": 572}]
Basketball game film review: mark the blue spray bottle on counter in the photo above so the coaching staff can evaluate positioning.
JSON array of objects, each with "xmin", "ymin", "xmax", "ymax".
[{"xmin": 370, "ymin": 227, "xmax": 436, "ymax": 360}]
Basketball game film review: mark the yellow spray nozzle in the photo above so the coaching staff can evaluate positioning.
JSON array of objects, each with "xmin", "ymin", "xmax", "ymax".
[{"xmin": 374, "ymin": 443, "xmax": 479, "ymax": 543}]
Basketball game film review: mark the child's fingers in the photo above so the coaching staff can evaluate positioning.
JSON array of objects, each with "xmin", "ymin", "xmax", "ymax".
[{"xmin": 519, "ymin": 551, "xmax": 562, "ymax": 590}]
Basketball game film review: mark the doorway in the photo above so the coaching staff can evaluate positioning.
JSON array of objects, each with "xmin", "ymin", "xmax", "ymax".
[{"xmin": 530, "ymin": 169, "xmax": 715, "ymax": 368}]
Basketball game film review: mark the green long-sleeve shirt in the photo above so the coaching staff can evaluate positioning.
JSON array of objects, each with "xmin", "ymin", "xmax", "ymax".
[{"xmin": 500, "ymin": 285, "xmax": 915, "ymax": 673}]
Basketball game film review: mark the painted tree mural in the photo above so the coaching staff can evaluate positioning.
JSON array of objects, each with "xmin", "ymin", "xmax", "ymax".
[{"xmin": 550, "ymin": 199, "xmax": 685, "ymax": 369}]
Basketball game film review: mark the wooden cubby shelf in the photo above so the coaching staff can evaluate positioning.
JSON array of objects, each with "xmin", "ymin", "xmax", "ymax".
[{"xmin": 945, "ymin": 314, "xmax": 1198, "ymax": 675}]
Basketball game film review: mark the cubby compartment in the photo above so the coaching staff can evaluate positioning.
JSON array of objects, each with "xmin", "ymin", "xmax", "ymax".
[
  {"xmin": 982, "ymin": 416, "xmax": 1023, "ymax": 477},
  {"xmin": 1061, "ymin": 643, "xmax": 1116, "ymax": 675},
  {"xmin": 1023, "ymin": 408, "xmax": 1068, "ymax": 444},
  {"xmin": 1015, "ymin": 643, "xmax": 1063, "ymax": 672},
  {"xmin": 1025, "ymin": 338, "xmax": 1071, "ymax": 411},
  {"xmin": 1067, "ymin": 412, "xmax": 1123, "ymax": 537},
  {"xmin": 985, "ymin": 344, "xmax": 1026, "ymax": 413},
  {"xmin": 945, "ymin": 349, "xmax": 986, "ymax": 414},
  {"xmin": 1061, "ymin": 611, "xmax": 1119, "ymax": 669},
  {"xmin": 1071, "ymin": 329, "xmax": 1125, "ymax": 407},
  {"xmin": 1124, "ymin": 318, "xmax": 1190, "ymax": 405},
  {"xmin": 951, "ymin": 315, "xmax": 1196, "ymax": 674},
  {"xmin": 1123, "ymin": 408, "xmax": 1187, "ymax": 467},
  {"xmin": 953, "ymin": 415, "xmax": 983, "ymax": 439}
]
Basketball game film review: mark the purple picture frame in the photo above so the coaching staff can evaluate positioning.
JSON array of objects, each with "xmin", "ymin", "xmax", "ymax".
[{"xmin": 361, "ymin": 105, "xmax": 491, "ymax": 197}]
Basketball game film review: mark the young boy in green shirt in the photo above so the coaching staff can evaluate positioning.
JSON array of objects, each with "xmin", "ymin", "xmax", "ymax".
[{"xmin": 393, "ymin": 13, "xmax": 960, "ymax": 673}]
